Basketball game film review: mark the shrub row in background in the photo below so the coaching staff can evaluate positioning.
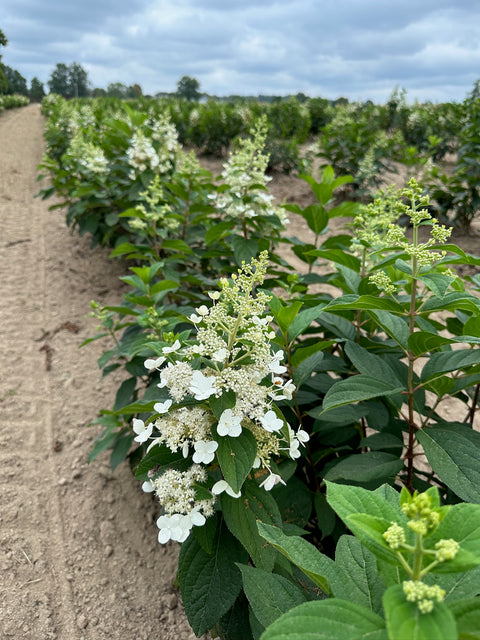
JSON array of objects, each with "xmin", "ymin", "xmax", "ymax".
[
  {"xmin": 0, "ymin": 92, "xmax": 29, "ymax": 114},
  {"xmin": 38, "ymin": 94, "xmax": 480, "ymax": 640}
]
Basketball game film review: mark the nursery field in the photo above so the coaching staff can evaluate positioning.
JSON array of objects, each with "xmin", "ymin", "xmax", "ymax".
[
  {"xmin": 0, "ymin": 104, "xmax": 200, "ymax": 639},
  {"xmin": 3, "ymin": 97, "xmax": 480, "ymax": 640}
]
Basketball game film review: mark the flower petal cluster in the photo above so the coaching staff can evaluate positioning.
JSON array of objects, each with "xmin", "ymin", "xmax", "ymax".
[{"xmin": 131, "ymin": 254, "xmax": 309, "ymax": 544}]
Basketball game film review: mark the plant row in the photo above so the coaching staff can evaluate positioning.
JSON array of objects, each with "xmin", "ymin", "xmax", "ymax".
[
  {"xmin": 0, "ymin": 92, "xmax": 29, "ymax": 114},
  {"xmin": 38, "ymin": 95, "xmax": 480, "ymax": 640}
]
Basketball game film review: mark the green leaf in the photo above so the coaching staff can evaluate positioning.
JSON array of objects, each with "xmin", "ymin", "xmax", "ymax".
[
  {"xmin": 302, "ymin": 204, "xmax": 329, "ymax": 236},
  {"xmin": 326, "ymin": 482, "xmax": 407, "ymax": 548},
  {"xmin": 421, "ymin": 349, "xmax": 480, "ymax": 382},
  {"xmin": 231, "ymin": 235, "xmax": 259, "ymax": 266},
  {"xmin": 408, "ymin": 331, "xmax": 456, "ymax": 357},
  {"xmin": 287, "ymin": 304, "xmax": 325, "ymax": 342},
  {"xmin": 205, "ymin": 219, "xmax": 234, "ymax": 244},
  {"xmin": 210, "ymin": 389, "xmax": 236, "ymax": 420},
  {"xmin": 344, "ymin": 341, "xmax": 402, "ymax": 386},
  {"xmin": 325, "ymin": 294, "xmax": 405, "ymax": 314},
  {"xmin": 324, "ymin": 452, "xmax": 404, "ymax": 487},
  {"xmin": 450, "ymin": 598, "xmax": 480, "ymax": 639},
  {"xmin": 333, "ymin": 536, "xmax": 384, "ymax": 615},
  {"xmin": 161, "ymin": 238, "xmax": 194, "ymax": 254},
  {"xmin": 214, "ymin": 593, "xmax": 254, "ymax": 640},
  {"xmin": 88, "ymin": 426, "xmax": 120, "ymax": 463},
  {"xmin": 134, "ymin": 443, "xmax": 190, "ymax": 480},
  {"xmin": 149, "ymin": 279, "xmax": 179, "ymax": 295},
  {"xmin": 293, "ymin": 351, "xmax": 325, "ymax": 389},
  {"xmin": 322, "ymin": 375, "xmax": 404, "ymax": 412},
  {"xmin": 427, "ymin": 503, "xmax": 480, "ymax": 573},
  {"xmin": 416, "ymin": 424, "xmax": 480, "ymax": 503},
  {"xmin": 274, "ymin": 301, "xmax": 303, "ymax": 335},
  {"xmin": 257, "ymin": 522, "xmax": 338, "ymax": 594},
  {"xmin": 369, "ymin": 310, "xmax": 409, "ymax": 350},
  {"xmin": 222, "ymin": 479, "xmax": 282, "ymax": 570},
  {"xmin": 110, "ymin": 432, "xmax": 133, "ymax": 470},
  {"xmin": 215, "ymin": 428, "xmax": 258, "ymax": 494},
  {"xmin": 291, "ymin": 340, "xmax": 336, "ymax": 367},
  {"xmin": 435, "ymin": 566, "xmax": 480, "ymax": 603},
  {"xmin": 383, "ymin": 584, "xmax": 457, "ymax": 640},
  {"xmin": 113, "ymin": 377, "xmax": 137, "ymax": 411},
  {"xmin": 308, "ymin": 249, "xmax": 361, "ymax": 272},
  {"xmin": 259, "ymin": 600, "xmax": 388, "ymax": 640},
  {"xmin": 417, "ymin": 273, "xmax": 455, "ymax": 298},
  {"xmin": 178, "ymin": 522, "xmax": 248, "ymax": 637},
  {"xmin": 239, "ymin": 564, "xmax": 308, "ymax": 629}
]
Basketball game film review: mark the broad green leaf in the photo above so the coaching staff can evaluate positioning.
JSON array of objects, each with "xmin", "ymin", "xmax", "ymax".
[
  {"xmin": 291, "ymin": 339, "xmax": 336, "ymax": 367},
  {"xmin": 257, "ymin": 522, "xmax": 337, "ymax": 594},
  {"xmin": 420, "ymin": 292, "xmax": 480, "ymax": 315},
  {"xmin": 149, "ymin": 279, "xmax": 179, "ymax": 295},
  {"xmin": 113, "ymin": 376, "xmax": 137, "ymax": 410},
  {"xmin": 383, "ymin": 584, "xmax": 457, "ymax": 640},
  {"xmin": 214, "ymin": 593, "xmax": 254, "ymax": 640},
  {"xmin": 239, "ymin": 564, "xmax": 308, "ymax": 628},
  {"xmin": 427, "ymin": 503, "xmax": 480, "ymax": 573},
  {"xmin": 333, "ymin": 536, "xmax": 384, "ymax": 615},
  {"xmin": 178, "ymin": 523, "xmax": 248, "ymax": 636},
  {"xmin": 215, "ymin": 428, "xmax": 258, "ymax": 494},
  {"xmin": 134, "ymin": 443, "xmax": 190, "ymax": 480},
  {"xmin": 421, "ymin": 349, "xmax": 480, "ymax": 382},
  {"xmin": 434, "ymin": 566, "xmax": 480, "ymax": 603},
  {"xmin": 450, "ymin": 598, "xmax": 480, "ymax": 639},
  {"xmin": 417, "ymin": 273, "xmax": 455, "ymax": 298},
  {"xmin": 416, "ymin": 425, "xmax": 480, "ymax": 503},
  {"xmin": 302, "ymin": 204, "xmax": 329, "ymax": 236},
  {"xmin": 110, "ymin": 432, "xmax": 133, "ymax": 470},
  {"xmin": 223, "ymin": 480, "xmax": 281, "ymax": 570},
  {"xmin": 260, "ymin": 600, "xmax": 388, "ymax": 640},
  {"xmin": 344, "ymin": 341, "xmax": 402, "ymax": 386},
  {"xmin": 293, "ymin": 351, "xmax": 325, "ymax": 389},
  {"xmin": 287, "ymin": 304, "xmax": 325, "ymax": 342},
  {"xmin": 231, "ymin": 235, "xmax": 259, "ymax": 266},
  {"xmin": 205, "ymin": 220, "xmax": 234, "ymax": 244},
  {"xmin": 326, "ymin": 482, "xmax": 407, "ymax": 538},
  {"xmin": 161, "ymin": 238, "xmax": 194, "ymax": 254},
  {"xmin": 274, "ymin": 301, "xmax": 303, "ymax": 335},
  {"xmin": 325, "ymin": 294, "xmax": 405, "ymax": 314},
  {"xmin": 369, "ymin": 310, "xmax": 409, "ymax": 350},
  {"xmin": 308, "ymin": 249, "xmax": 361, "ymax": 272},
  {"xmin": 343, "ymin": 513, "xmax": 402, "ymax": 565},
  {"xmin": 324, "ymin": 452, "xmax": 404, "ymax": 487},
  {"xmin": 408, "ymin": 331, "xmax": 456, "ymax": 356},
  {"xmin": 88, "ymin": 426, "xmax": 120, "ymax": 463},
  {"xmin": 210, "ymin": 389, "xmax": 236, "ymax": 420},
  {"xmin": 322, "ymin": 375, "xmax": 404, "ymax": 412}
]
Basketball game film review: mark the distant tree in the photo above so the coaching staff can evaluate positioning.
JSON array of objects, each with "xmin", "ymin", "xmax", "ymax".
[
  {"xmin": 68, "ymin": 62, "xmax": 89, "ymax": 97},
  {"xmin": 0, "ymin": 29, "xmax": 8, "ymax": 94},
  {"xmin": 29, "ymin": 77, "xmax": 45, "ymax": 102},
  {"xmin": 106, "ymin": 82, "xmax": 129, "ymax": 98},
  {"xmin": 48, "ymin": 62, "xmax": 89, "ymax": 98},
  {"xmin": 4, "ymin": 65, "xmax": 28, "ymax": 95},
  {"xmin": 48, "ymin": 63, "xmax": 70, "ymax": 96},
  {"xmin": 128, "ymin": 83, "xmax": 142, "ymax": 98},
  {"xmin": 176, "ymin": 75, "xmax": 201, "ymax": 101},
  {"xmin": 91, "ymin": 87, "xmax": 106, "ymax": 97}
]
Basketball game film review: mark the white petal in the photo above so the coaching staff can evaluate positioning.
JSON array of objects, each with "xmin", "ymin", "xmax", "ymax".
[
  {"xmin": 142, "ymin": 480, "xmax": 155, "ymax": 493},
  {"xmin": 157, "ymin": 528, "xmax": 171, "ymax": 544}
]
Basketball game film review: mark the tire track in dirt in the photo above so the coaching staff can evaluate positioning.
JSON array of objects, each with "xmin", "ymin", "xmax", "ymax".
[{"xmin": 0, "ymin": 105, "xmax": 199, "ymax": 640}]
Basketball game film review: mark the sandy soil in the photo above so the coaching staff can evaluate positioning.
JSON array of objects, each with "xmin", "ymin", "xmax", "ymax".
[
  {"xmin": 0, "ymin": 104, "xmax": 200, "ymax": 640},
  {"xmin": 1, "ymin": 104, "xmax": 478, "ymax": 640}
]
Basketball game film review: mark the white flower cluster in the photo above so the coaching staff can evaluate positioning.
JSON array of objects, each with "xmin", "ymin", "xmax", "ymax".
[
  {"xmin": 65, "ymin": 134, "xmax": 109, "ymax": 176},
  {"xmin": 213, "ymin": 118, "xmax": 289, "ymax": 228},
  {"xmin": 133, "ymin": 253, "xmax": 309, "ymax": 544},
  {"xmin": 127, "ymin": 131, "xmax": 161, "ymax": 176}
]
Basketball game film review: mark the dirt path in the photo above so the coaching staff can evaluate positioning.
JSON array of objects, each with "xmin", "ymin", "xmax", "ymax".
[{"xmin": 0, "ymin": 105, "xmax": 197, "ymax": 640}]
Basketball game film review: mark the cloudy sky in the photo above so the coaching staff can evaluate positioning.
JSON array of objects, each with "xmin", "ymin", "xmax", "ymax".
[{"xmin": 2, "ymin": 0, "xmax": 480, "ymax": 102}]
